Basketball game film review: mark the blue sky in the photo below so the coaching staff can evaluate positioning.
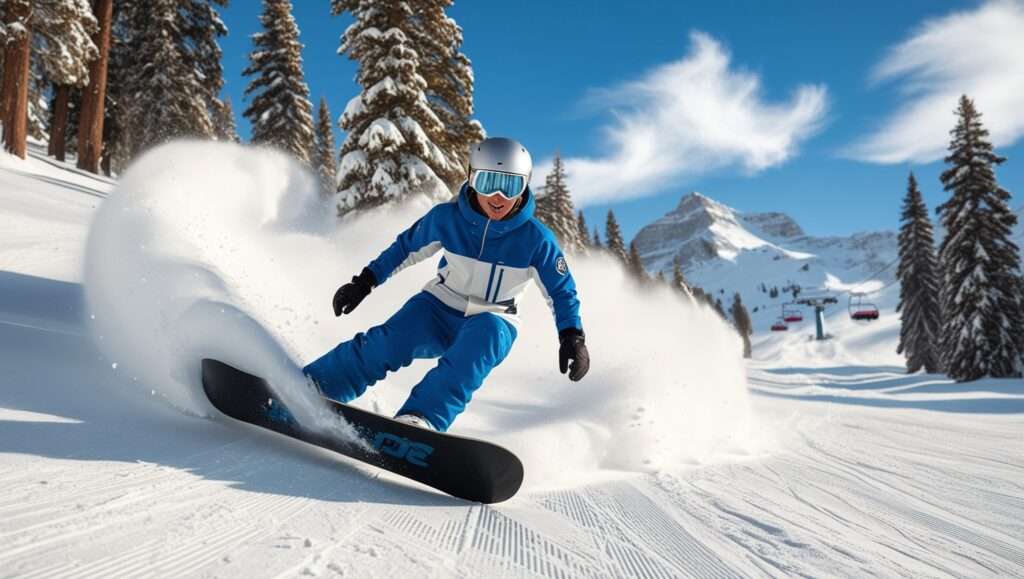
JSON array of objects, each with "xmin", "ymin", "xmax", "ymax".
[{"xmin": 218, "ymin": 0, "xmax": 1024, "ymax": 242}]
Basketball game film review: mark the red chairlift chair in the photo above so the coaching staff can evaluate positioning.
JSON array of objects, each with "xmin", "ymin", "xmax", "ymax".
[
  {"xmin": 782, "ymin": 303, "xmax": 804, "ymax": 323},
  {"xmin": 771, "ymin": 318, "xmax": 789, "ymax": 332},
  {"xmin": 848, "ymin": 293, "xmax": 880, "ymax": 321}
]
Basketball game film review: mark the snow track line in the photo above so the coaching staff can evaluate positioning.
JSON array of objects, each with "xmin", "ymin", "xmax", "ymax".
[
  {"xmin": 537, "ymin": 482, "xmax": 739, "ymax": 579},
  {"xmin": 465, "ymin": 505, "xmax": 597, "ymax": 579},
  {"xmin": 0, "ymin": 449, "xmax": 263, "ymax": 544},
  {"xmin": 12, "ymin": 484, "xmax": 314, "ymax": 578},
  {"xmin": 0, "ymin": 427, "xmax": 261, "ymax": 528},
  {"xmin": 785, "ymin": 424, "xmax": 1024, "ymax": 575},
  {"xmin": 797, "ymin": 435, "xmax": 1024, "ymax": 568},
  {"xmin": 604, "ymin": 482, "xmax": 738, "ymax": 578},
  {"xmin": 455, "ymin": 503, "xmax": 480, "ymax": 556},
  {"xmin": 0, "ymin": 454, "xmax": 314, "ymax": 567}
]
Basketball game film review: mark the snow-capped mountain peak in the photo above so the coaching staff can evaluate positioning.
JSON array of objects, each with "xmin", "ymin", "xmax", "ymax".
[{"xmin": 634, "ymin": 192, "xmax": 811, "ymax": 272}]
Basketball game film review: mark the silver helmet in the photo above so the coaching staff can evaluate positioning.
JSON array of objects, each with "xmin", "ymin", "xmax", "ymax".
[{"xmin": 469, "ymin": 137, "xmax": 533, "ymax": 183}]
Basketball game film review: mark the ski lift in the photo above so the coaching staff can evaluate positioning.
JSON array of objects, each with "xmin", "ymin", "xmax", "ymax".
[
  {"xmin": 848, "ymin": 293, "xmax": 880, "ymax": 321},
  {"xmin": 771, "ymin": 318, "xmax": 789, "ymax": 332},
  {"xmin": 782, "ymin": 303, "xmax": 804, "ymax": 323}
]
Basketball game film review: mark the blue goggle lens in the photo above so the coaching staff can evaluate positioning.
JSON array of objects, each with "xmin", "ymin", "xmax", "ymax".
[{"xmin": 471, "ymin": 170, "xmax": 526, "ymax": 199}]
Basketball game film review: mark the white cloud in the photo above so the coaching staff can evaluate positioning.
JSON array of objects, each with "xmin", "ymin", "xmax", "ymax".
[
  {"xmin": 846, "ymin": 0, "xmax": 1024, "ymax": 164},
  {"xmin": 533, "ymin": 31, "xmax": 828, "ymax": 207}
]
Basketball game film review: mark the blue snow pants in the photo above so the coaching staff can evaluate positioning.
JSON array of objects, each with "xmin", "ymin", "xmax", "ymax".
[{"xmin": 302, "ymin": 292, "xmax": 517, "ymax": 432}]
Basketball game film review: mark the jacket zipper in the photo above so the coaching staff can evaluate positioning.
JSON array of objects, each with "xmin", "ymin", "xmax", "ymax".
[{"xmin": 477, "ymin": 219, "xmax": 492, "ymax": 258}]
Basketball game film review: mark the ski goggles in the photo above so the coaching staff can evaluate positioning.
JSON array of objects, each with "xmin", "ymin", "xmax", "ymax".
[{"xmin": 470, "ymin": 169, "xmax": 527, "ymax": 200}]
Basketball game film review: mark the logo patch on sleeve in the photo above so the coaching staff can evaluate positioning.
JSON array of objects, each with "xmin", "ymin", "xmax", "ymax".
[{"xmin": 555, "ymin": 256, "xmax": 569, "ymax": 276}]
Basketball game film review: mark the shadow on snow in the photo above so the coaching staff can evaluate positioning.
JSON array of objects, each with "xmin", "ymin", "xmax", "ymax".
[
  {"xmin": 752, "ymin": 363, "xmax": 1024, "ymax": 414},
  {"xmin": 0, "ymin": 269, "xmax": 465, "ymax": 508}
]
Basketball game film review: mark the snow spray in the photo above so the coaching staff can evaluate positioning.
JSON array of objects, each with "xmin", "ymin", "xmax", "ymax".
[{"xmin": 83, "ymin": 140, "xmax": 762, "ymax": 489}]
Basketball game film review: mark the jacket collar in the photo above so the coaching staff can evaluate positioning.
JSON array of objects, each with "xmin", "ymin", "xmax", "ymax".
[{"xmin": 456, "ymin": 182, "xmax": 535, "ymax": 236}]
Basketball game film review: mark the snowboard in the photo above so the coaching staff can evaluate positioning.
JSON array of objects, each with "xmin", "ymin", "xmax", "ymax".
[{"xmin": 200, "ymin": 358, "xmax": 524, "ymax": 503}]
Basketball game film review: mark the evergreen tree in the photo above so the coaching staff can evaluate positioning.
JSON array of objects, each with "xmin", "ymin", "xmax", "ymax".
[
  {"xmin": 314, "ymin": 96, "xmax": 338, "ymax": 196},
  {"xmin": 31, "ymin": 1, "xmax": 97, "ymax": 88},
  {"xmin": 28, "ymin": 0, "xmax": 97, "ymax": 149},
  {"xmin": 691, "ymin": 285, "xmax": 711, "ymax": 308},
  {"xmin": 120, "ymin": 1, "xmax": 204, "ymax": 156},
  {"xmin": 332, "ymin": 0, "xmax": 454, "ymax": 213},
  {"xmin": 604, "ymin": 209, "xmax": 628, "ymax": 264},
  {"xmin": 896, "ymin": 172, "xmax": 943, "ymax": 374},
  {"xmin": 731, "ymin": 292, "xmax": 753, "ymax": 358},
  {"xmin": 576, "ymin": 210, "xmax": 590, "ymax": 250},
  {"xmin": 408, "ymin": 0, "xmax": 483, "ymax": 190},
  {"xmin": 181, "ymin": 0, "xmax": 228, "ymax": 105},
  {"xmin": 243, "ymin": 0, "xmax": 314, "ymax": 164},
  {"xmin": 117, "ymin": 0, "xmax": 226, "ymax": 161},
  {"xmin": 936, "ymin": 95, "xmax": 1024, "ymax": 381},
  {"xmin": 592, "ymin": 227, "xmax": 602, "ymax": 249},
  {"xmin": 627, "ymin": 241, "xmax": 648, "ymax": 283},
  {"xmin": 27, "ymin": 46, "xmax": 48, "ymax": 140},
  {"xmin": 213, "ymin": 96, "xmax": 240, "ymax": 143},
  {"xmin": 671, "ymin": 256, "xmax": 693, "ymax": 297},
  {"xmin": 713, "ymin": 297, "xmax": 727, "ymax": 320},
  {"xmin": 535, "ymin": 153, "xmax": 583, "ymax": 252}
]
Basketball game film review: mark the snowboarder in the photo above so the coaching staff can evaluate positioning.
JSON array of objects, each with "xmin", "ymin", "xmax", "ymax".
[{"xmin": 303, "ymin": 137, "xmax": 589, "ymax": 432}]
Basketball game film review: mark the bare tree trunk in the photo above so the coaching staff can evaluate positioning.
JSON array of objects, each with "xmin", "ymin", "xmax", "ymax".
[
  {"xmin": 77, "ymin": 0, "xmax": 113, "ymax": 173},
  {"xmin": 2, "ymin": 1, "xmax": 31, "ymax": 159},
  {"xmin": 50, "ymin": 84, "xmax": 71, "ymax": 161}
]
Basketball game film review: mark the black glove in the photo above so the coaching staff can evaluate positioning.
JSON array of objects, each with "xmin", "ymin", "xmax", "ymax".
[
  {"xmin": 558, "ymin": 328, "xmax": 589, "ymax": 381},
  {"xmin": 332, "ymin": 267, "xmax": 377, "ymax": 316}
]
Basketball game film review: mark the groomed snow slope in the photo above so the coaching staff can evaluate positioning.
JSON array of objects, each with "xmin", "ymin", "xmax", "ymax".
[{"xmin": 1, "ymin": 142, "xmax": 1023, "ymax": 578}]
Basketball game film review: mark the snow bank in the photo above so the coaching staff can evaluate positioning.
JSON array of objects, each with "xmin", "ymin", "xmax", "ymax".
[{"xmin": 83, "ymin": 141, "xmax": 761, "ymax": 491}]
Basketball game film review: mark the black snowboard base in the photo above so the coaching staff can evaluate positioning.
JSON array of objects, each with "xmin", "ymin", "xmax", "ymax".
[{"xmin": 200, "ymin": 359, "xmax": 524, "ymax": 503}]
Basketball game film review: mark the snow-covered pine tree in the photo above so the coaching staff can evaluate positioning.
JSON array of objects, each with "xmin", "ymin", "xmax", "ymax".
[
  {"xmin": 180, "ymin": 0, "xmax": 229, "ymax": 128},
  {"xmin": 592, "ymin": 227, "xmax": 603, "ymax": 249},
  {"xmin": 243, "ymin": 0, "xmax": 314, "ymax": 164},
  {"xmin": 213, "ymin": 97, "xmax": 240, "ymax": 143},
  {"xmin": 117, "ymin": 0, "xmax": 226, "ymax": 161},
  {"xmin": 731, "ymin": 292, "xmax": 753, "ymax": 358},
  {"xmin": 896, "ymin": 172, "xmax": 943, "ymax": 374},
  {"xmin": 535, "ymin": 153, "xmax": 583, "ymax": 252},
  {"xmin": 32, "ymin": 0, "xmax": 98, "ymax": 150},
  {"xmin": 120, "ymin": 1, "xmax": 204, "ymax": 156},
  {"xmin": 27, "ymin": 46, "xmax": 48, "ymax": 140},
  {"xmin": 332, "ymin": 0, "xmax": 454, "ymax": 213},
  {"xmin": 627, "ymin": 241, "xmax": 648, "ymax": 283},
  {"xmin": 313, "ymin": 97, "xmax": 338, "ymax": 196},
  {"xmin": 43, "ymin": 0, "xmax": 101, "ymax": 162},
  {"xmin": 408, "ymin": 0, "xmax": 483, "ymax": 190},
  {"xmin": 671, "ymin": 256, "xmax": 693, "ymax": 297},
  {"xmin": 576, "ymin": 211, "xmax": 590, "ymax": 251},
  {"xmin": 936, "ymin": 95, "xmax": 1024, "ymax": 381},
  {"xmin": 604, "ymin": 210, "xmax": 628, "ymax": 264},
  {"xmin": 185, "ymin": 0, "xmax": 230, "ymax": 141}
]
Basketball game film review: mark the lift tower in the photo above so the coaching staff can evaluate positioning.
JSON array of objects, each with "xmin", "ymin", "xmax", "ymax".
[{"xmin": 794, "ymin": 296, "xmax": 839, "ymax": 341}]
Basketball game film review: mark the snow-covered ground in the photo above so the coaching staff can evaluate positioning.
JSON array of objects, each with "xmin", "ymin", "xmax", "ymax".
[{"xmin": 2, "ymin": 142, "xmax": 1022, "ymax": 578}]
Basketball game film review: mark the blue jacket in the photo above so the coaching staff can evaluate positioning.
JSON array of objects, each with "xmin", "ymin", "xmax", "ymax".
[{"xmin": 366, "ymin": 184, "xmax": 583, "ymax": 333}]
